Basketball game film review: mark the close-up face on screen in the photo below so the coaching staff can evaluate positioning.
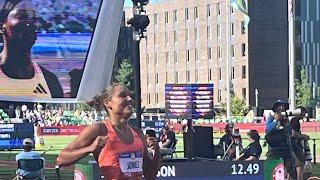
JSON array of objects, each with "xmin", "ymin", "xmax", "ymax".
[{"xmin": 0, "ymin": 0, "xmax": 102, "ymax": 100}]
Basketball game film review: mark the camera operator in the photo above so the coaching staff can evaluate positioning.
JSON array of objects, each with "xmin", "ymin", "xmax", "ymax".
[
  {"xmin": 265, "ymin": 100, "xmax": 293, "ymax": 178},
  {"xmin": 290, "ymin": 106, "xmax": 309, "ymax": 180}
]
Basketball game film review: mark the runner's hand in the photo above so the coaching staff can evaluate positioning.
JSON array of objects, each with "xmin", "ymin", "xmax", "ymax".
[
  {"xmin": 146, "ymin": 137, "xmax": 160, "ymax": 152},
  {"xmin": 90, "ymin": 136, "xmax": 107, "ymax": 152}
]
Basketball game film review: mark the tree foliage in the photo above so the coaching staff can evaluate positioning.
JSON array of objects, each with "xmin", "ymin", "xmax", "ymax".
[
  {"xmin": 114, "ymin": 59, "xmax": 134, "ymax": 94},
  {"xmin": 221, "ymin": 93, "xmax": 247, "ymax": 116},
  {"xmin": 295, "ymin": 69, "xmax": 312, "ymax": 107}
]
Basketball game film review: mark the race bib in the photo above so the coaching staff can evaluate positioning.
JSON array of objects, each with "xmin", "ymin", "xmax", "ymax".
[{"xmin": 119, "ymin": 152, "xmax": 143, "ymax": 174}]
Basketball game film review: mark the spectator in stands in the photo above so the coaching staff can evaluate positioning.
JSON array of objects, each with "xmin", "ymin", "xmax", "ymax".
[
  {"xmin": 15, "ymin": 105, "xmax": 21, "ymax": 119},
  {"xmin": 236, "ymin": 130, "xmax": 262, "ymax": 161},
  {"xmin": 7, "ymin": 104, "xmax": 15, "ymax": 118},
  {"xmin": 159, "ymin": 124, "xmax": 176, "ymax": 155},
  {"xmin": 16, "ymin": 138, "xmax": 43, "ymax": 178},
  {"xmin": 56, "ymin": 84, "xmax": 160, "ymax": 179},
  {"xmin": 0, "ymin": 0, "xmax": 63, "ymax": 98}
]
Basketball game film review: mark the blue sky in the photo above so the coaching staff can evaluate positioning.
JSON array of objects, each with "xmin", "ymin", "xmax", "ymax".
[
  {"xmin": 124, "ymin": 0, "xmax": 159, "ymax": 7},
  {"xmin": 124, "ymin": 0, "xmax": 132, "ymax": 7}
]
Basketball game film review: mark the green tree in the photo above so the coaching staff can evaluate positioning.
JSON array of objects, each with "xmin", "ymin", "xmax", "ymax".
[
  {"xmin": 114, "ymin": 59, "xmax": 134, "ymax": 94},
  {"xmin": 295, "ymin": 69, "xmax": 312, "ymax": 107},
  {"xmin": 221, "ymin": 94, "xmax": 247, "ymax": 116},
  {"xmin": 76, "ymin": 103, "xmax": 92, "ymax": 111}
]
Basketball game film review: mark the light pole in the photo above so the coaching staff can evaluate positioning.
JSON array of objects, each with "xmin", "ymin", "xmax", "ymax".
[{"xmin": 128, "ymin": 0, "xmax": 150, "ymax": 128}]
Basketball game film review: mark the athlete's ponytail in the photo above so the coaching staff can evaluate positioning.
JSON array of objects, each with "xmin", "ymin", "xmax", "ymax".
[{"xmin": 87, "ymin": 83, "xmax": 120, "ymax": 112}]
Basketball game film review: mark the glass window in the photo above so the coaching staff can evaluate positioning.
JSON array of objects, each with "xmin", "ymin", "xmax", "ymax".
[
  {"xmin": 174, "ymin": 10, "xmax": 178, "ymax": 22},
  {"xmin": 185, "ymin": 8, "xmax": 189, "ymax": 21},
  {"xmin": 165, "ymin": 11, "xmax": 169, "ymax": 24},
  {"xmin": 194, "ymin": 6, "xmax": 199, "ymax": 19},
  {"xmin": 217, "ymin": 3, "xmax": 221, "ymax": 16},
  {"xmin": 207, "ymin": 4, "xmax": 211, "ymax": 17},
  {"xmin": 242, "ymin": 66, "xmax": 246, "ymax": 78},
  {"xmin": 154, "ymin": 14, "xmax": 158, "ymax": 25}
]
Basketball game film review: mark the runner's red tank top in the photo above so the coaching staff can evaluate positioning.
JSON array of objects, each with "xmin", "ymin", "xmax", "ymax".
[{"xmin": 98, "ymin": 121, "xmax": 144, "ymax": 180}]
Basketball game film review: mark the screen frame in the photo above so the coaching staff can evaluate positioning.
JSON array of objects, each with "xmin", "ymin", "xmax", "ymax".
[{"xmin": 0, "ymin": 0, "xmax": 125, "ymax": 103}]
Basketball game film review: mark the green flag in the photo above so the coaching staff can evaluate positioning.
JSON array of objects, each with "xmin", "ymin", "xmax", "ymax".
[{"xmin": 230, "ymin": 0, "xmax": 250, "ymax": 26}]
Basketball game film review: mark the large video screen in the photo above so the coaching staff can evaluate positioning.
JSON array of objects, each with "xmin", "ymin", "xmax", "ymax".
[
  {"xmin": 0, "ymin": 123, "xmax": 34, "ymax": 150},
  {"xmin": 165, "ymin": 84, "xmax": 214, "ymax": 119},
  {"xmin": 0, "ymin": 0, "xmax": 102, "ymax": 99}
]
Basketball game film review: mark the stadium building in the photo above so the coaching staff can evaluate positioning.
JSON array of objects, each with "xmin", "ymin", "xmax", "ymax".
[{"xmin": 124, "ymin": 0, "xmax": 289, "ymax": 111}]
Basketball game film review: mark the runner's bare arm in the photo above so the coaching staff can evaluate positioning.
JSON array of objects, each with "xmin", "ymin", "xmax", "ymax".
[{"xmin": 56, "ymin": 123, "xmax": 107, "ymax": 166}]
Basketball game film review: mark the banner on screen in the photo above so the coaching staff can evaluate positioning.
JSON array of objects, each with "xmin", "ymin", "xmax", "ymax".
[
  {"xmin": 0, "ymin": 0, "xmax": 124, "ymax": 102},
  {"xmin": 40, "ymin": 125, "xmax": 87, "ymax": 135}
]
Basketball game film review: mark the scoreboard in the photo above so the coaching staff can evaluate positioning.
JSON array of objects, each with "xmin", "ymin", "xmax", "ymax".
[
  {"xmin": 165, "ymin": 84, "xmax": 214, "ymax": 119},
  {"xmin": 0, "ymin": 123, "xmax": 34, "ymax": 150}
]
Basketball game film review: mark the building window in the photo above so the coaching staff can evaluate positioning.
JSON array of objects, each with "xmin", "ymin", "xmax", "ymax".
[
  {"xmin": 146, "ymin": 54, "xmax": 150, "ymax": 65},
  {"xmin": 208, "ymin": 47, "xmax": 212, "ymax": 60},
  {"xmin": 208, "ymin": 68, "xmax": 212, "ymax": 81},
  {"xmin": 154, "ymin": 53, "xmax": 158, "ymax": 66},
  {"xmin": 165, "ymin": 32, "xmax": 168, "ymax": 44},
  {"xmin": 194, "ymin": 6, "xmax": 199, "ymax": 19},
  {"xmin": 166, "ymin": 72, "xmax": 169, "ymax": 83},
  {"xmin": 174, "ymin": 51, "xmax": 178, "ymax": 63},
  {"xmin": 218, "ymin": 89, "xmax": 221, "ymax": 102},
  {"xmin": 120, "ymin": 41, "xmax": 126, "ymax": 50},
  {"xmin": 231, "ymin": 45, "xmax": 235, "ymax": 58},
  {"xmin": 194, "ymin": 28, "xmax": 198, "ymax": 40},
  {"xmin": 242, "ymin": 88, "xmax": 246, "ymax": 100},
  {"xmin": 148, "ymin": 93, "xmax": 151, "ymax": 104},
  {"xmin": 195, "ymin": 49, "xmax": 199, "ymax": 61},
  {"xmin": 217, "ymin": 24, "xmax": 221, "ymax": 37},
  {"xmin": 174, "ymin": 31, "xmax": 177, "ymax": 42},
  {"xmin": 295, "ymin": 0, "xmax": 301, "ymax": 17},
  {"xmin": 155, "ymin": 93, "xmax": 159, "ymax": 104},
  {"xmin": 195, "ymin": 70, "xmax": 199, "ymax": 82},
  {"xmin": 242, "ymin": 66, "xmax": 246, "ymax": 78},
  {"xmin": 185, "ymin": 8, "xmax": 189, "ymax": 21},
  {"xmin": 241, "ymin": 43, "xmax": 246, "ymax": 57},
  {"xmin": 231, "ymin": 67, "xmax": 235, "ymax": 79},
  {"xmin": 175, "ymin": 72, "xmax": 179, "ymax": 83},
  {"xmin": 219, "ymin": 68, "xmax": 221, "ymax": 80},
  {"xmin": 186, "ymin": 70, "xmax": 190, "ymax": 82},
  {"xmin": 174, "ymin": 10, "xmax": 178, "ymax": 22},
  {"xmin": 155, "ymin": 73, "xmax": 159, "ymax": 84},
  {"xmin": 165, "ymin": 11, "xmax": 169, "ymax": 24},
  {"xmin": 217, "ymin": 3, "xmax": 221, "ymax": 16},
  {"xmin": 230, "ymin": 5, "xmax": 234, "ymax": 14},
  {"xmin": 166, "ymin": 52, "xmax": 170, "ymax": 64},
  {"xmin": 185, "ymin": 29, "xmax": 189, "ymax": 42},
  {"xmin": 217, "ymin": 46, "xmax": 221, "ymax": 59},
  {"xmin": 207, "ymin": 4, "xmax": 211, "ymax": 17},
  {"xmin": 241, "ymin": 21, "xmax": 245, "ymax": 34},
  {"xmin": 207, "ymin": 26, "xmax": 211, "ymax": 39},
  {"xmin": 186, "ymin": 50, "xmax": 190, "ymax": 62},
  {"xmin": 154, "ymin": 14, "xmax": 158, "ymax": 25},
  {"xmin": 231, "ymin": 23, "xmax": 234, "ymax": 35}
]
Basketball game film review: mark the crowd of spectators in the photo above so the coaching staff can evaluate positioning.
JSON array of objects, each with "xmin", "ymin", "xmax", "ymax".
[
  {"xmin": 32, "ymin": 0, "xmax": 101, "ymax": 33},
  {"xmin": 0, "ymin": 104, "xmax": 104, "ymax": 127}
]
